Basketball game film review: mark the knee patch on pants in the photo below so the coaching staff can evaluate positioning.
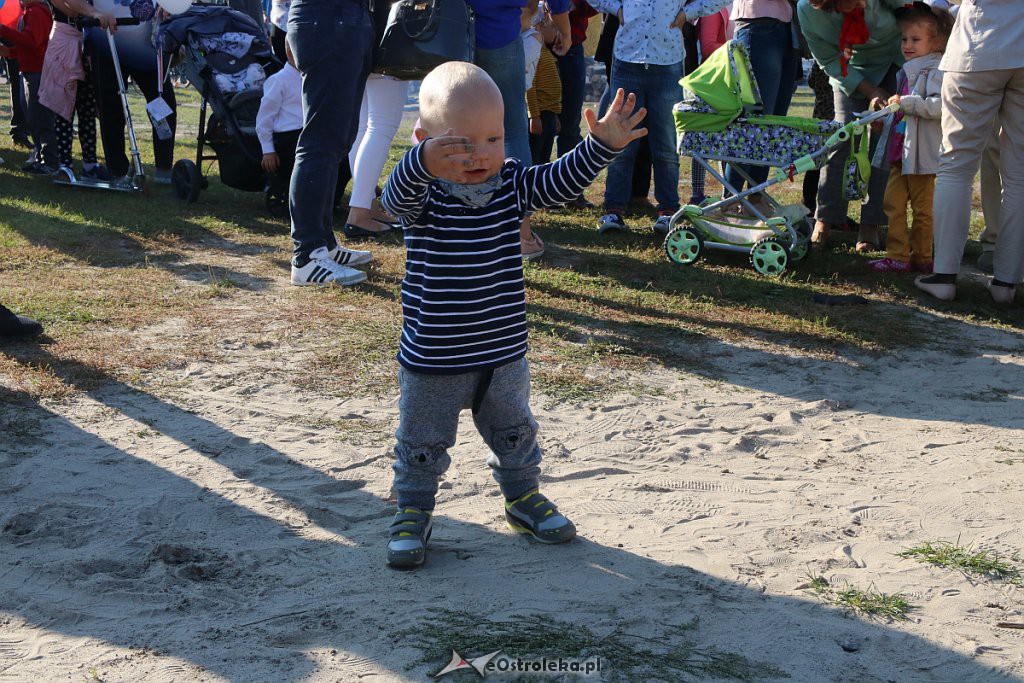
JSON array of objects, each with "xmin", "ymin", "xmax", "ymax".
[
  {"xmin": 395, "ymin": 443, "xmax": 451, "ymax": 476},
  {"xmin": 491, "ymin": 424, "xmax": 536, "ymax": 457}
]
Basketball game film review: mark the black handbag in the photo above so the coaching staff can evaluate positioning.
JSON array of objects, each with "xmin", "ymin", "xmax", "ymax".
[{"xmin": 374, "ymin": 0, "xmax": 475, "ymax": 80}]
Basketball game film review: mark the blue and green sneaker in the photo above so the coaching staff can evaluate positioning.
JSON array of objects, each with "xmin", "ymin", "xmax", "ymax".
[
  {"xmin": 504, "ymin": 490, "xmax": 576, "ymax": 544},
  {"xmin": 386, "ymin": 507, "xmax": 432, "ymax": 569}
]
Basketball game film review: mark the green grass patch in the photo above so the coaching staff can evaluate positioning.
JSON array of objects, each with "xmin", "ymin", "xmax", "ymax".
[
  {"xmin": 805, "ymin": 574, "xmax": 913, "ymax": 621},
  {"xmin": 898, "ymin": 540, "xmax": 1021, "ymax": 583},
  {"xmin": 397, "ymin": 609, "xmax": 788, "ymax": 681}
]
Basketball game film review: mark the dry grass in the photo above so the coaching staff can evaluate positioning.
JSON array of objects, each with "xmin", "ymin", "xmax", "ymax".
[{"xmin": 1, "ymin": 84, "xmax": 1020, "ymax": 409}]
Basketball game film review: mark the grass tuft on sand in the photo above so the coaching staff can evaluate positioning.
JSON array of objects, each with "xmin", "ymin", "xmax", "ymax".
[{"xmin": 898, "ymin": 540, "xmax": 1021, "ymax": 583}]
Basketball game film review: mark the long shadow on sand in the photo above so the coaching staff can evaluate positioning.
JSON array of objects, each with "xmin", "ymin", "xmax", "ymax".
[{"xmin": 0, "ymin": 346, "xmax": 1011, "ymax": 681}]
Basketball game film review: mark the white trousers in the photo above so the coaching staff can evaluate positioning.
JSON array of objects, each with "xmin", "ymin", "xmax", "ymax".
[{"xmin": 348, "ymin": 74, "xmax": 410, "ymax": 210}]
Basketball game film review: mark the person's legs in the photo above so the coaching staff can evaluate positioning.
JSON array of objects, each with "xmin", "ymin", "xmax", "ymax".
[
  {"xmin": 348, "ymin": 74, "xmax": 408, "ymax": 211},
  {"xmin": 272, "ymin": 128, "xmax": 300, "ymax": 202},
  {"xmin": 538, "ymin": 109, "xmax": 557, "ymax": 163},
  {"xmin": 906, "ymin": 173, "xmax": 935, "ymax": 268},
  {"xmin": 24, "ymin": 72, "xmax": 58, "ymax": 169},
  {"xmin": 931, "ymin": 70, "xmax": 1006, "ymax": 277},
  {"xmin": 555, "ymin": 44, "xmax": 585, "ymax": 158},
  {"xmin": 393, "ymin": 368, "xmax": 476, "ymax": 510},
  {"xmin": 978, "ymin": 120, "xmax": 1002, "ymax": 262},
  {"xmin": 991, "ymin": 69, "xmax": 1024, "ymax": 286},
  {"xmin": 472, "ymin": 359, "xmax": 542, "ymax": 502},
  {"xmin": 287, "ymin": 0, "xmax": 373, "ymax": 266},
  {"xmin": 602, "ymin": 59, "xmax": 645, "ymax": 215},
  {"xmin": 631, "ymin": 135, "xmax": 652, "ymax": 204},
  {"xmin": 128, "ymin": 67, "xmax": 176, "ymax": 173},
  {"xmin": 646, "ymin": 61, "xmax": 683, "ymax": 215},
  {"xmin": 725, "ymin": 20, "xmax": 795, "ymax": 191},
  {"xmin": 883, "ymin": 166, "xmax": 911, "ymax": 263},
  {"xmin": 76, "ymin": 60, "xmax": 99, "ymax": 167},
  {"xmin": 90, "ymin": 45, "xmax": 129, "ymax": 176},
  {"xmin": 55, "ymin": 113, "xmax": 75, "ymax": 169},
  {"xmin": 5, "ymin": 58, "xmax": 30, "ymax": 145},
  {"xmin": 475, "ymin": 38, "xmax": 531, "ymax": 164}
]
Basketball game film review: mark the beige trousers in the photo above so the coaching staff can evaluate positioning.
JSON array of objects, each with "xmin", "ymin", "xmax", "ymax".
[
  {"xmin": 934, "ymin": 69, "xmax": 1024, "ymax": 283},
  {"xmin": 884, "ymin": 165, "xmax": 935, "ymax": 266},
  {"xmin": 978, "ymin": 120, "xmax": 1001, "ymax": 252}
]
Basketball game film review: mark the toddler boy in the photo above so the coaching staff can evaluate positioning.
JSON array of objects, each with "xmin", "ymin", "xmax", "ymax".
[{"xmin": 380, "ymin": 61, "xmax": 646, "ymax": 568}]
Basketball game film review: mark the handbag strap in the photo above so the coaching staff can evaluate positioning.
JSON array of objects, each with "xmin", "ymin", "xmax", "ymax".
[{"xmin": 402, "ymin": 0, "xmax": 439, "ymax": 40}]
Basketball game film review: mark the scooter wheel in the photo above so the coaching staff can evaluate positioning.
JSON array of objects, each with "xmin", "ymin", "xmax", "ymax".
[{"xmin": 171, "ymin": 159, "xmax": 202, "ymax": 203}]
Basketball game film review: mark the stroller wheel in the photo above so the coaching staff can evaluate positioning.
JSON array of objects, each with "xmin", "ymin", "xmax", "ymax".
[
  {"xmin": 750, "ymin": 237, "xmax": 790, "ymax": 277},
  {"xmin": 664, "ymin": 226, "xmax": 704, "ymax": 266},
  {"xmin": 171, "ymin": 159, "xmax": 202, "ymax": 203}
]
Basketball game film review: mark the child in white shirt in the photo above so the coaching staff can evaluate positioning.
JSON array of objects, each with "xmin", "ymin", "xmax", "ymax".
[{"xmin": 256, "ymin": 42, "xmax": 304, "ymax": 186}]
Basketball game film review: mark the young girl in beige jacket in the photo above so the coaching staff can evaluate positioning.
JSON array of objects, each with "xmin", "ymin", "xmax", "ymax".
[{"xmin": 869, "ymin": 3, "xmax": 953, "ymax": 273}]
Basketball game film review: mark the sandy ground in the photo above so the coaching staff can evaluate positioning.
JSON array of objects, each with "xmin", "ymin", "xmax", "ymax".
[{"xmin": 2, "ymin": 274, "xmax": 1024, "ymax": 682}]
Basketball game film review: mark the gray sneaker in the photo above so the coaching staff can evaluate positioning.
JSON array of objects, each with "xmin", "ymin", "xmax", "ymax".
[
  {"xmin": 504, "ymin": 490, "xmax": 576, "ymax": 544},
  {"xmin": 653, "ymin": 215, "xmax": 673, "ymax": 235},
  {"xmin": 386, "ymin": 507, "xmax": 432, "ymax": 569}
]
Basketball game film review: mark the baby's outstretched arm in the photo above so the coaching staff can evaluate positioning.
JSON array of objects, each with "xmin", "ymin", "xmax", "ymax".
[
  {"xmin": 517, "ymin": 89, "xmax": 647, "ymax": 213},
  {"xmin": 381, "ymin": 133, "xmax": 476, "ymax": 223}
]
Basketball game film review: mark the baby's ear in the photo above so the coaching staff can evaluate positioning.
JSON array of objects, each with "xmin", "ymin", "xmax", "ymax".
[{"xmin": 413, "ymin": 126, "xmax": 430, "ymax": 143}]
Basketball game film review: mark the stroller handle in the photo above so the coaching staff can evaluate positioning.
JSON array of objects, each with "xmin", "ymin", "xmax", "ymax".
[{"xmin": 76, "ymin": 17, "xmax": 141, "ymax": 28}]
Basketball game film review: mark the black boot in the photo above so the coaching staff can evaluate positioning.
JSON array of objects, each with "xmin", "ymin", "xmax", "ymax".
[{"xmin": 0, "ymin": 304, "xmax": 43, "ymax": 339}]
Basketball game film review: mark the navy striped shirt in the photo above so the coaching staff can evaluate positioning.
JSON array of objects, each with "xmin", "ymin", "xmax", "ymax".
[{"xmin": 382, "ymin": 135, "xmax": 618, "ymax": 374}]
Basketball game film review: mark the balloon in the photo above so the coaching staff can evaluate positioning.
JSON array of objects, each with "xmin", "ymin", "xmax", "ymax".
[
  {"xmin": 155, "ymin": 0, "xmax": 192, "ymax": 14},
  {"xmin": 0, "ymin": 0, "xmax": 20, "ymax": 30}
]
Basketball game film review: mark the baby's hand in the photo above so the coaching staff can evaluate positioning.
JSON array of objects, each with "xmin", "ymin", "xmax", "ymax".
[
  {"xmin": 584, "ymin": 89, "xmax": 647, "ymax": 151},
  {"xmin": 887, "ymin": 94, "xmax": 901, "ymax": 106},
  {"xmin": 421, "ymin": 130, "xmax": 475, "ymax": 182}
]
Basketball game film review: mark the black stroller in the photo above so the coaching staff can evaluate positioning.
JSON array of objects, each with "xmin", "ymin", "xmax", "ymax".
[{"xmin": 156, "ymin": 5, "xmax": 284, "ymax": 213}]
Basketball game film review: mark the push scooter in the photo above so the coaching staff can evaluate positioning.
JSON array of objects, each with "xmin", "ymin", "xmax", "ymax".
[{"xmin": 53, "ymin": 16, "xmax": 147, "ymax": 192}]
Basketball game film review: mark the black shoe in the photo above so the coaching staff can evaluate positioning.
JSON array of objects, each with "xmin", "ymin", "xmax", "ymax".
[
  {"xmin": 567, "ymin": 196, "xmax": 596, "ymax": 210},
  {"xmin": 343, "ymin": 222, "xmax": 395, "ymax": 240},
  {"xmin": 24, "ymin": 162, "xmax": 58, "ymax": 177},
  {"xmin": 0, "ymin": 304, "xmax": 43, "ymax": 339}
]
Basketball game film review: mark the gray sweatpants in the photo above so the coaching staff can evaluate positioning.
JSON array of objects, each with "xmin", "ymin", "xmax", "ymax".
[
  {"xmin": 392, "ymin": 358, "xmax": 542, "ymax": 510},
  {"xmin": 815, "ymin": 66, "xmax": 898, "ymax": 227}
]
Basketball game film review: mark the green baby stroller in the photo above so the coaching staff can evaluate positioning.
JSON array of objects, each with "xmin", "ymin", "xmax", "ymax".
[{"xmin": 667, "ymin": 41, "xmax": 898, "ymax": 276}]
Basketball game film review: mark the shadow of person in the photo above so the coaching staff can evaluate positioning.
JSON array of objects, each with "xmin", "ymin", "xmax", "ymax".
[
  {"xmin": 525, "ymin": 281, "xmax": 1024, "ymax": 431},
  {"xmin": 0, "ymin": 351, "xmax": 1011, "ymax": 681}
]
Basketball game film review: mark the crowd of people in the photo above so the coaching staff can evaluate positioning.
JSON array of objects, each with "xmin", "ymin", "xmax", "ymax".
[
  {"xmin": 2, "ymin": 0, "xmax": 1022, "ymax": 568},
  {"xmin": 1, "ymin": 0, "xmax": 1019, "ymax": 298}
]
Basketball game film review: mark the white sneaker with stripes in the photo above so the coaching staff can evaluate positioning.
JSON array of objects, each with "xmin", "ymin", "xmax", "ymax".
[
  {"xmin": 329, "ymin": 244, "xmax": 373, "ymax": 267},
  {"xmin": 291, "ymin": 247, "xmax": 367, "ymax": 286}
]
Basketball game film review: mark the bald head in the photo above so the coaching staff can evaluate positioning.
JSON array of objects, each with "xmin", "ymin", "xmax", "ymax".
[{"xmin": 418, "ymin": 61, "xmax": 503, "ymax": 134}]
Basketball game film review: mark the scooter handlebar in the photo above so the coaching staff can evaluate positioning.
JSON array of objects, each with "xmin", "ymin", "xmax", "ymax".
[{"xmin": 76, "ymin": 17, "xmax": 141, "ymax": 28}]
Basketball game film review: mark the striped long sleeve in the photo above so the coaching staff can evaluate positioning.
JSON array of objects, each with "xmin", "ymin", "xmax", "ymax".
[{"xmin": 382, "ymin": 135, "xmax": 618, "ymax": 374}]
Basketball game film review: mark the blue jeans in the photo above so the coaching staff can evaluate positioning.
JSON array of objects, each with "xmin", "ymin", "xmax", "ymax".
[
  {"xmin": 287, "ymin": 0, "xmax": 373, "ymax": 266},
  {"xmin": 476, "ymin": 38, "xmax": 531, "ymax": 164},
  {"xmin": 604, "ymin": 59, "xmax": 682, "ymax": 213},
  {"xmin": 555, "ymin": 44, "xmax": 586, "ymax": 158},
  {"xmin": 724, "ymin": 19, "xmax": 798, "ymax": 192}
]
